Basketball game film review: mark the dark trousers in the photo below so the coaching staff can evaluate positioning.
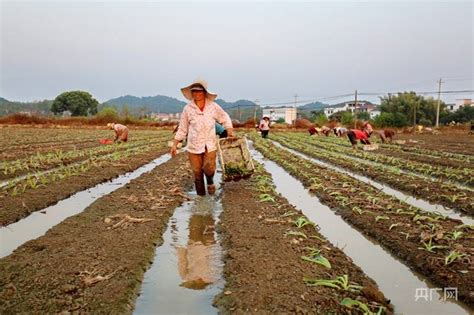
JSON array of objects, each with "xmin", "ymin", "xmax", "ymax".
[
  {"xmin": 188, "ymin": 149, "xmax": 217, "ymax": 196},
  {"xmin": 347, "ymin": 131, "xmax": 357, "ymax": 145},
  {"xmin": 261, "ymin": 130, "xmax": 269, "ymax": 138}
]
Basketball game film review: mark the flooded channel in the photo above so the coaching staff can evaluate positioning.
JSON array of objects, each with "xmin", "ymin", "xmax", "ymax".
[
  {"xmin": 251, "ymin": 148, "xmax": 471, "ymax": 315},
  {"xmin": 271, "ymin": 140, "xmax": 474, "ymax": 225},
  {"xmin": 0, "ymin": 153, "xmax": 172, "ymax": 258},
  {"xmin": 134, "ymin": 174, "xmax": 224, "ymax": 315}
]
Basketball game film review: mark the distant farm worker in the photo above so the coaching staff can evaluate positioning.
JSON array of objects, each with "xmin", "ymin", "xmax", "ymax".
[
  {"xmin": 171, "ymin": 79, "xmax": 233, "ymax": 196},
  {"xmin": 333, "ymin": 126, "xmax": 348, "ymax": 137},
  {"xmin": 107, "ymin": 123, "xmax": 128, "ymax": 143},
  {"xmin": 215, "ymin": 122, "xmax": 228, "ymax": 138},
  {"xmin": 259, "ymin": 116, "xmax": 271, "ymax": 138},
  {"xmin": 308, "ymin": 126, "xmax": 318, "ymax": 136},
  {"xmin": 372, "ymin": 129, "xmax": 395, "ymax": 143},
  {"xmin": 321, "ymin": 126, "xmax": 331, "ymax": 136},
  {"xmin": 362, "ymin": 121, "xmax": 374, "ymax": 136},
  {"xmin": 347, "ymin": 129, "xmax": 371, "ymax": 149}
]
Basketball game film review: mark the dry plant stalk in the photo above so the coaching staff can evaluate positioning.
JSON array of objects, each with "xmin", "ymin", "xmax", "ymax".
[
  {"xmin": 104, "ymin": 214, "xmax": 153, "ymax": 229},
  {"xmin": 79, "ymin": 268, "xmax": 117, "ymax": 286}
]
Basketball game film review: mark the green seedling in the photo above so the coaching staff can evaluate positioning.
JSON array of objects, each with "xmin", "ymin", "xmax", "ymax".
[
  {"xmin": 447, "ymin": 231, "xmax": 463, "ymax": 240},
  {"xmin": 375, "ymin": 215, "xmax": 390, "ymax": 222},
  {"xmin": 304, "ymin": 275, "xmax": 362, "ymax": 292},
  {"xmin": 418, "ymin": 238, "xmax": 448, "ymax": 253},
  {"xmin": 294, "ymin": 216, "xmax": 315, "ymax": 228},
  {"xmin": 301, "ymin": 247, "xmax": 331, "ymax": 269},
  {"xmin": 352, "ymin": 207, "xmax": 374, "ymax": 216},
  {"xmin": 280, "ymin": 211, "xmax": 297, "ymax": 218},
  {"xmin": 441, "ymin": 194, "xmax": 463, "ymax": 203},
  {"xmin": 259, "ymin": 193, "xmax": 275, "ymax": 202},
  {"xmin": 445, "ymin": 251, "xmax": 466, "ymax": 265},
  {"xmin": 340, "ymin": 297, "xmax": 385, "ymax": 315}
]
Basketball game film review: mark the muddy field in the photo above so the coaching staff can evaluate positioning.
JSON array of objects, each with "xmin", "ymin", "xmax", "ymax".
[
  {"xmin": 1, "ymin": 127, "xmax": 473, "ymax": 314},
  {"xmin": 395, "ymin": 133, "xmax": 474, "ymax": 155}
]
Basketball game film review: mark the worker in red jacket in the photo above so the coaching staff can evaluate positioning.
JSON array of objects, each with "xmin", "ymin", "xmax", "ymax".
[{"xmin": 347, "ymin": 129, "xmax": 371, "ymax": 149}]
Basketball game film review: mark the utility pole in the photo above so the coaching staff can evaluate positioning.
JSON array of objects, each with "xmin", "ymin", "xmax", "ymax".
[
  {"xmin": 435, "ymin": 78, "xmax": 443, "ymax": 128},
  {"xmin": 238, "ymin": 104, "xmax": 241, "ymax": 122},
  {"xmin": 354, "ymin": 90, "xmax": 358, "ymax": 129}
]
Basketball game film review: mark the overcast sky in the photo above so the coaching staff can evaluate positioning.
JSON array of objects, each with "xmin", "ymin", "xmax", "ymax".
[{"xmin": 1, "ymin": 0, "xmax": 473, "ymax": 105}]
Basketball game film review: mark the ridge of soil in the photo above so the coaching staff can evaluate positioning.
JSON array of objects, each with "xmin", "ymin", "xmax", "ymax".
[
  {"xmin": 0, "ymin": 153, "xmax": 193, "ymax": 314},
  {"xmin": 272, "ymin": 135, "xmax": 474, "ymax": 215},
  {"xmin": 252, "ymin": 138, "xmax": 474, "ymax": 309},
  {"xmin": 0, "ymin": 147, "xmax": 168, "ymax": 226},
  {"xmin": 214, "ymin": 163, "xmax": 393, "ymax": 314}
]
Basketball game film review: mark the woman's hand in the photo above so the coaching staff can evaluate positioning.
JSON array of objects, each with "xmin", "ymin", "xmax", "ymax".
[
  {"xmin": 226, "ymin": 128, "xmax": 235, "ymax": 138},
  {"xmin": 170, "ymin": 145, "xmax": 177, "ymax": 158},
  {"xmin": 170, "ymin": 140, "xmax": 179, "ymax": 158}
]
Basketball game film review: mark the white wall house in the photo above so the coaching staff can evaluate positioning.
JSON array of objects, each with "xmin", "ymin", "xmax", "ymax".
[
  {"xmin": 370, "ymin": 110, "xmax": 381, "ymax": 119},
  {"xmin": 262, "ymin": 107, "xmax": 297, "ymax": 124},
  {"xmin": 446, "ymin": 103, "xmax": 462, "ymax": 112},
  {"xmin": 447, "ymin": 99, "xmax": 473, "ymax": 112},
  {"xmin": 323, "ymin": 101, "xmax": 375, "ymax": 117}
]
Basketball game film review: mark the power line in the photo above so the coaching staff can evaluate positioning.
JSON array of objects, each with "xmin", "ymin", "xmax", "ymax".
[{"xmin": 225, "ymin": 89, "xmax": 474, "ymax": 111}]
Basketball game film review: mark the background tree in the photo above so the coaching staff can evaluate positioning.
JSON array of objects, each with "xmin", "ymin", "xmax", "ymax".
[
  {"xmin": 96, "ymin": 107, "xmax": 119, "ymax": 122},
  {"xmin": 51, "ymin": 91, "xmax": 98, "ymax": 116},
  {"xmin": 379, "ymin": 92, "xmax": 446, "ymax": 127},
  {"xmin": 340, "ymin": 111, "xmax": 354, "ymax": 126},
  {"xmin": 373, "ymin": 112, "xmax": 408, "ymax": 128},
  {"xmin": 441, "ymin": 106, "xmax": 474, "ymax": 124},
  {"xmin": 313, "ymin": 113, "xmax": 328, "ymax": 126}
]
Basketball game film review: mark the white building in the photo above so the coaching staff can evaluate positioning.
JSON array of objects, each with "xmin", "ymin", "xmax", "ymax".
[
  {"xmin": 323, "ymin": 101, "xmax": 375, "ymax": 117},
  {"xmin": 447, "ymin": 99, "xmax": 474, "ymax": 112},
  {"xmin": 262, "ymin": 107, "xmax": 297, "ymax": 124},
  {"xmin": 370, "ymin": 110, "xmax": 381, "ymax": 119},
  {"xmin": 150, "ymin": 112, "xmax": 180, "ymax": 121}
]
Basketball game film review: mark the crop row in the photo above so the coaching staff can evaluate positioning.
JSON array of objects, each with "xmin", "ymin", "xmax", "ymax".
[
  {"xmin": 227, "ymin": 161, "xmax": 391, "ymax": 313},
  {"xmin": 310, "ymin": 131, "xmax": 474, "ymax": 164},
  {"xmin": 0, "ymin": 128, "xmax": 166, "ymax": 154},
  {"xmin": 0, "ymin": 132, "xmax": 171, "ymax": 180},
  {"xmin": 279, "ymin": 132, "xmax": 473, "ymax": 187},
  {"xmin": 270, "ymin": 133, "xmax": 474, "ymax": 215},
  {"xmin": 0, "ymin": 139, "xmax": 169, "ymax": 197},
  {"xmin": 250, "ymin": 134, "xmax": 474, "ymax": 306},
  {"xmin": 0, "ymin": 128, "xmax": 112, "ymax": 148}
]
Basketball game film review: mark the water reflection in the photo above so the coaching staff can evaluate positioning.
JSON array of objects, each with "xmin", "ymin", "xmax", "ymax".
[
  {"xmin": 134, "ymin": 178, "xmax": 224, "ymax": 315},
  {"xmin": 177, "ymin": 203, "xmax": 217, "ymax": 290}
]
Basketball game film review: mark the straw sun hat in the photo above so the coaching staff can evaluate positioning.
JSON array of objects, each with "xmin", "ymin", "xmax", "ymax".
[{"xmin": 181, "ymin": 79, "xmax": 218, "ymax": 102}]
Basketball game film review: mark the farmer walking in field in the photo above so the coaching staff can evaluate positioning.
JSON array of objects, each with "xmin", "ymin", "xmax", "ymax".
[
  {"xmin": 107, "ymin": 123, "xmax": 129, "ymax": 143},
  {"xmin": 171, "ymin": 79, "xmax": 234, "ymax": 196},
  {"xmin": 259, "ymin": 116, "xmax": 271, "ymax": 138},
  {"xmin": 347, "ymin": 129, "xmax": 371, "ymax": 149}
]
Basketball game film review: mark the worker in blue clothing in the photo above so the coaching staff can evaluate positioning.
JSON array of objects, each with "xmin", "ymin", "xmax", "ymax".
[{"xmin": 215, "ymin": 123, "xmax": 228, "ymax": 138}]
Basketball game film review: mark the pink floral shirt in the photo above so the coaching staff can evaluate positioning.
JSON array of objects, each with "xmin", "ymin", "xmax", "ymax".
[
  {"xmin": 175, "ymin": 100, "xmax": 232, "ymax": 154},
  {"xmin": 113, "ymin": 124, "xmax": 128, "ymax": 137}
]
